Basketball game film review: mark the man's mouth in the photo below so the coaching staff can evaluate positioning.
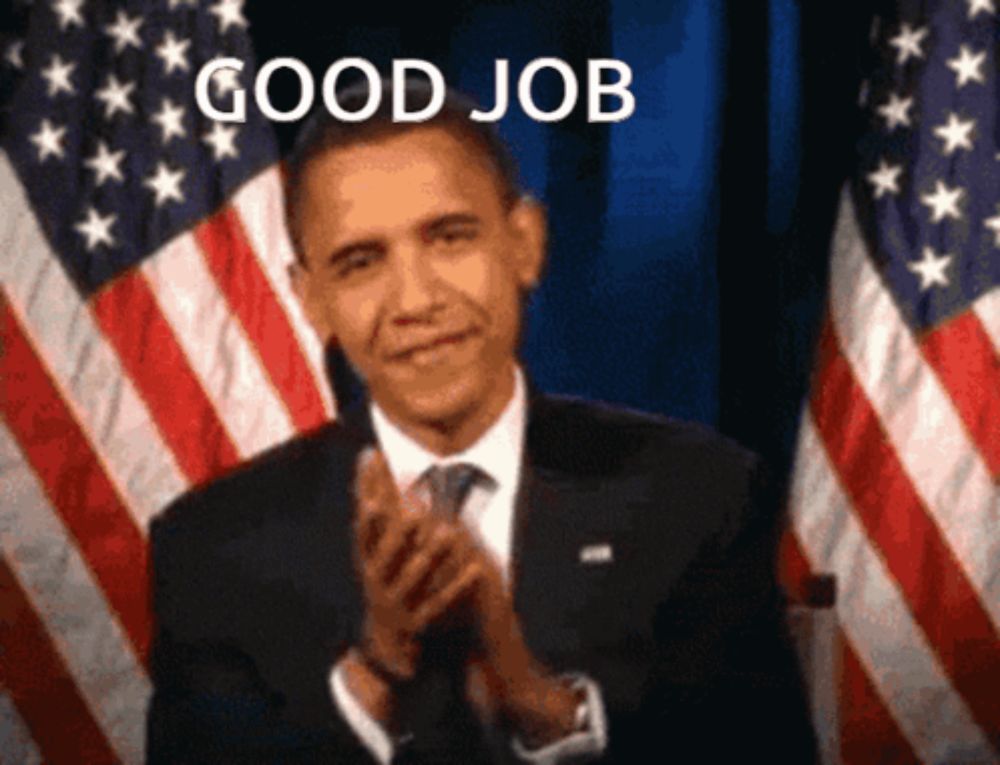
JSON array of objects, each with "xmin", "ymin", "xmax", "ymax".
[{"xmin": 388, "ymin": 329, "xmax": 477, "ymax": 365}]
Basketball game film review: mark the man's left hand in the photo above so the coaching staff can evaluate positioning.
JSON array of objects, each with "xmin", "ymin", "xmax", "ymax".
[{"xmin": 455, "ymin": 529, "xmax": 583, "ymax": 749}]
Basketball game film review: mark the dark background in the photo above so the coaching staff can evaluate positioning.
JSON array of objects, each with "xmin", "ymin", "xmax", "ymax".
[{"xmin": 246, "ymin": 0, "xmax": 873, "ymax": 490}]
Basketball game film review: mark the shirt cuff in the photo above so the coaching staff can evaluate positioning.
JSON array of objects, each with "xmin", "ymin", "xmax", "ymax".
[
  {"xmin": 510, "ymin": 674, "xmax": 609, "ymax": 764},
  {"xmin": 330, "ymin": 661, "xmax": 394, "ymax": 765}
]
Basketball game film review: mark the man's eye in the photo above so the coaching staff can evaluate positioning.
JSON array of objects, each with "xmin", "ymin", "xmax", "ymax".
[
  {"xmin": 334, "ymin": 250, "xmax": 381, "ymax": 278},
  {"xmin": 434, "ymin": 226, "xmax": 476, "ymax": 247}
]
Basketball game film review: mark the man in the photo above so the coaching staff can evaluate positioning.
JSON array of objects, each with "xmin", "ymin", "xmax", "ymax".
[{"xmin": 147, "ymin": 81, "xmax": 815, "ymax": 763}]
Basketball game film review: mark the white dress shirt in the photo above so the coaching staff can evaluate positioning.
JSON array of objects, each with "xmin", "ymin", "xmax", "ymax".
[{"xmin": 330, "ymin": 368, "xmax": 608, "ymax": 764}]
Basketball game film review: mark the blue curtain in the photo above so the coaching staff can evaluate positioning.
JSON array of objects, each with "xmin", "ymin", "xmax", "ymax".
[{"xmin": 443, "ymin": 1, "xmax": 726, "ymax": 425}]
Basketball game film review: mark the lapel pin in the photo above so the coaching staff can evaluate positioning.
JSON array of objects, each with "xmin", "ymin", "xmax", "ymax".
[{"xmin": 579, "ymin": 543, "xmax": 614, "ymax": 564}]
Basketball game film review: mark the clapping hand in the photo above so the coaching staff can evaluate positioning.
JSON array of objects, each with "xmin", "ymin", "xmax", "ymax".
[
  {"xmin": 351, "ymin": 448, "xmax": 483, "ymax": 683},
  {"xmin": 455, "ymin": 526, "xmax": 583, "ymax": 747},
  {"xmin": 343, "ymin": 448, "xmax": 579, "ymax": 746}
]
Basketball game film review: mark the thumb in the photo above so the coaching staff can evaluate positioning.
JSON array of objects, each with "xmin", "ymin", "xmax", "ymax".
[{"xmin": 355, "ymin": 447, "xmax": 394, "ymax": 514}]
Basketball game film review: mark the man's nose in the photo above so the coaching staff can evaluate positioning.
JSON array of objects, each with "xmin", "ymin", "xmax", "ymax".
[{"xmin": 387, "ymin": 246, "xmax": 441, "ymax": 319}]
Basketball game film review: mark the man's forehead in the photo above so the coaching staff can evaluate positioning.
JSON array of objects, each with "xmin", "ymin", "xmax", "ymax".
[{"xmin": 300, "ymin": 126, "xmax": 507, "ymax": 214}]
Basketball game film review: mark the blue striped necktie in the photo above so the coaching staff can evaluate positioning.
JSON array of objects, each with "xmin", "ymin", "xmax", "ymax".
[{"xmin": 422, "ymin": 463, "xmax": 482, "ymax": 517}]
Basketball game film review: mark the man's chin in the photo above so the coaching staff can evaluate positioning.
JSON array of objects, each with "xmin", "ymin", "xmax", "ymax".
[
  {"xmin": 370, "ymin": 363, "xmax": 509, "ymax": 441},
  {"xmin": 373, "ymin": 370, "xmax": 479, "ymax": 421}
]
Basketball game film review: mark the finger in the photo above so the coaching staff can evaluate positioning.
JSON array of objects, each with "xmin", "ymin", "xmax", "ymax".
[
  {"xmin": 357, "ymin": 495, "xmax": 390, "ymax": 557},
  {"xmin": 354, "ymin": 449, "xmax": 385, "ymax": 555},
  {"xmin": 398, "ymin": 479, "xmax": 430, "ymax": 517},
  {"xmin": 355, "ymin": 448, "xmax": 392, "ymax": 515},
  {"xmin": 419, "ymin": 525, "xmax": 478, "ymax": 604},
  {"xmin": 359, "ymin": 512, "xmax": 387, "ymax": 559},
  {"xmin": 393, "ymin": 523, "xmax": 461, "ymax": 608},
  {"xmin": 373, "ymin": 510, "xmax": 425, "ymax": 585},
  {"xmin": 412, "ymin": 560, "xmax": 484, "ymax": 630},
  {"xmin": 355, "ymin": 447, "xmax": 379, "ymax": 501},
  {"xmin": 358, "ymin": 448, "xmax": 433, "ymax": 525},
  {"xmin": 354, "ymin": 448, "xmax": 399, "ymax": 554}
]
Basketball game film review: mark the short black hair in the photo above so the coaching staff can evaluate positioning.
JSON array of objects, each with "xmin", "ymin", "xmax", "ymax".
[{"xmin": 285, "ymin": 77, "xmax": 522, "ymax": 264}]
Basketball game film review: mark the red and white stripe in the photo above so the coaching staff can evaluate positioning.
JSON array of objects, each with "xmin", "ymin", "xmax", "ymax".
[
  {"xmin": 0, "ymin": 151, "xmax": 335, "ymax": 762},
  {"xmin": 230, "ymin": 165, "xmax": 333, "ymax": 418},
  {"xmin": 788, "ymin": 188, "xmax": 1000, "ymax": 763},
  {"xmin": 1, "ymin": 425, "xmax": 150, "ymax": 762},
  {"xmin": 826, "ymin": 192, "xmax": 999, "ymax": 622},
  {"xmin": 0, "ymin": 692, "xmax": 43, "ymax": 765},
  {"xmin": 141, "ymin": 233, "xmax": 298, "ymax": 460}
]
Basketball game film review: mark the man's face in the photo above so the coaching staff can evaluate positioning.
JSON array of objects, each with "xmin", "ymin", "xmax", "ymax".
[{"xmin": 292, "ymin": 126, "xmax": 544, "ymax": 441}]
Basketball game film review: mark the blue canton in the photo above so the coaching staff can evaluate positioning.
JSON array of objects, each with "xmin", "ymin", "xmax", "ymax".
[
  {"xmin": 1, "ymin": 0, "xmax": 277, "ymax": 296},
  {"xmin": 853, "ymin": 0, "xmax": 999, "ymax": 332}
]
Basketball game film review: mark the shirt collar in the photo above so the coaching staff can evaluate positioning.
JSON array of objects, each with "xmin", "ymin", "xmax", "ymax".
[{"xmin": 370, "ymin": 366, "xmax": 526, "ymax": 496}]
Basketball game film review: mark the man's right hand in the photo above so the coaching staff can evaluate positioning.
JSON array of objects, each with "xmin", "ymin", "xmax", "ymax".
[{"xmin": 352, "ymin": 448, "xmax": 483, "ymax": 684}]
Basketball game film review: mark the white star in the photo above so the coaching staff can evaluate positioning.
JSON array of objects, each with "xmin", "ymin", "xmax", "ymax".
[
  {"xmin": 83, "ymin": 140, "xmax": 125, "ymax": 185},
  {"xmin": 94, "ymin": 73, "xmax": 135, "ymax": 119},
  {"xmin": 202, "ymin": 121, "xmax": 239, "ymax": 161},
  {"xmin": 74, "ymin": 206, "xmax": 116, "ymax": 250},
  {"xmin": 210, "ymin": 66, "xmax": 240, "ymax": 97},
  {"xmin": 103, "ymin": 9, "xmax": 143, "ymax": 54},
  {"xmin": 966, "ymin": 0, "xmax": 995, "ymax": 18},
  {"xmin": 28, "ymin": 118, "xmax": 67, "ymax": 162},
  {"xmin": 143, "ymin": 161, "xmax": 185, "ymax": 206},
  {"xmin": 877, "ymin": 92, "xmax": 914, "ymax": 131},
  {"xmin": 946, "ymin": 45, "xmax": 986, "ymax": 88},
  {"xmin": 51, "ymin": 0, "xmax": 85, "ymax": 31},
  {"xmin": 932, "ymin": 112, "xmax": 975, "ymax": 155},
  {"xmin": 984, "ymin": 207, "xmax": 1000, "ymax": 247},
  {"xmin": 866, "ymin": 159, "xmax": 903, "ymax": 199},
  {"xmin": 888, "ymin": 23, "xmax": 928, "ymax": 65},
  {"xmin": 907, "ymin": 246, "xmax": 952, "ymax": 291},
  {"xmin": 920, "ymin": 180, "xmax": 964, "ymax": 223},
  {"xmin": 208, "ymin": 0, "xmax": 247, "ymax": 33},
  {"xmin": 40, "ymin": 53, "xmax": 75, "ymax": 97},
  {"xmin": 154, "ymin": 30, "xmax": 190, "ymax": 75},
  {"xmin": 4, "ymin": 40, "xmax": 24, "ymax": 69},
  {"xmin": 150, "ymin": 97, "xmax": 186, "ymax": 144}
]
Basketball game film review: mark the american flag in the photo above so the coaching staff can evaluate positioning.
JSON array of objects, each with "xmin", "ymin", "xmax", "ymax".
[
  {"xmin": 0, "ymin": 1, "xmax": 334, "ymax": 761},
  {"xmin": 785, "ymin": 1, "xmax": 999, "ymax": 762}
]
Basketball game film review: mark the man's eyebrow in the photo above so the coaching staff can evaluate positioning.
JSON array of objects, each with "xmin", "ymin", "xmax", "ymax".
[
  {"xmin": 325, "ymin": 237, "xmax": 385, "ymax": 266},
  {"xmin": 422, "ymin": 212, "xmax": 482, "ymax": 237},
  {"xmin": 322, "ymin": 213, "xmax": 482, "ymax": 264}
]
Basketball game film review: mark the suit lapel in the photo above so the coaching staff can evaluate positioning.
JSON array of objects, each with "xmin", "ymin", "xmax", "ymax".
[{"xmin": 511, "ymin": 393, "xmax": 597, "ymax": 661}]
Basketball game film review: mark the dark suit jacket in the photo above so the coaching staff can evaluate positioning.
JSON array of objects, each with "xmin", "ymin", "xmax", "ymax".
[{"xmin": 147, "ymin": 392, "xmax": 816, "ymax": 764}]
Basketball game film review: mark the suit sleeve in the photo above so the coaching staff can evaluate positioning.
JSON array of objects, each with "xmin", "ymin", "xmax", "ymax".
[
  {"xmin": 599, "ymin": 456, "xmax": 817, "ymax": 763},
  {"xmin": 146, "ymin": 504, "xmax": 380, "ymax": 765}
]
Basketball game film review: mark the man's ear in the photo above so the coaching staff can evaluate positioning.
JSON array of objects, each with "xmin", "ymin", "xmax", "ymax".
[
  {"xmin": 288, "ymin": 261, "xmax": 334, "ymax": 343},
  {"xmin": 507, "ymin": 195, "xmax": 547, "ymax": 290}
]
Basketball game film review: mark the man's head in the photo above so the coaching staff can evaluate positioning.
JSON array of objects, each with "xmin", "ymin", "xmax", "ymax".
[{"xmin": 288, "ymin": 80, "xmax": 546, "ymax": 452}]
